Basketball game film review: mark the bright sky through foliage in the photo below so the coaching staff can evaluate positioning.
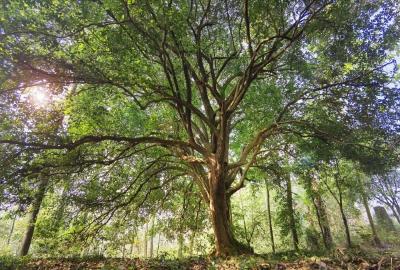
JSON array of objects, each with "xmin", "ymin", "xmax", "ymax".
[{"xmin": 25, "ymin": 86, "xmax": 50, "ymax": 108}]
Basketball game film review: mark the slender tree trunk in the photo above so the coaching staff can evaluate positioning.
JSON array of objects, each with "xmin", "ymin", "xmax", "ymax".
[
  {"xmin": 53, "ymin": 185, "xmax": 69, "ymax": 228},
  {"xmin": 286, "ymin": 176, "xmax": 299, "ymax": 251},
  {"xmin": 361, "ymin": 190, "xmax": 382, "ymax": 247},
  {"xmin": 149, "ymin": 218, "xmax": 154, "ymax": 258},
  {"xmin": 157, "ymin": 233, "xmax": 161, "ymax": 257},
  {"xmin": 264, "ymin": 180, "xmax": 275, "ymax": 253},
  {"xmin": 19, "ymin": 174, "xmax": 48, "ymax": 256},
  {"xmin": 189, "ymin": 199, "xmax": 201, "ymax": 256},
  {"xmin": 129, "ymin": 244, "xmax": 133, "ymax": 258},
  {"xmin": 240, "ymin": 200, "xmax": 250, "ymax": 246},
  {"xmin": 313, "ymin": 195, "xmax": 333, "ymax": 249},
  {"xmin": 178, "ymin": 233, "xmax": 184, "ymax": 259},
  {"xmin": 390, "ymin": 206, "xmax": 400, "ymax": 225},
  {"xmin": 136, "ymin": 238, "xmax": 141, "ymax": 255},
  {"xmin": 335, "ymin": 178, "xmax": 352, "ymax": 248},
  {"xmin": 394, "ymin": 202, "xmax": 400, "ymax": 223},
  {"xmin": 7, "ymin": 214, "xmax": 16, "ymax": 245},
  {"xmin": 178, "ymin": 184, "xmax": 191, "ymax": 259},
  {"xmin": 338, "ymin": 202, "xmax": 352, "ymax": 247},
  {"xmin": 332, "ymin": 160, "xmax": 352, "ymax": 247},
  {"xmin": 189, "ymin": 231, "xmax": 195, "ymax": 256},
  {"xmin": 144, "ymin": 223, "xmax": 148, "ymax": 258},
  {"xmin": 307, "ymin": 175, "xmax": 333, "ymax": 250}
]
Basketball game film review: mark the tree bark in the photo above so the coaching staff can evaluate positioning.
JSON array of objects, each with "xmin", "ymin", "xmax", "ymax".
[
  {"xmin": 19, "ymin": 174, "xmax": 48, "ymax": 256},
  {"xmin": 129, "ymin": 244, "xmax": 133, "ymax": 258},
  {"xmin": 264, "ymin": 180, "xmax": 275, "ymax": 253},
  {"xmin": 307, "ymin": 176, "xmax": 333, "ymax": 250},
  {"xmin": 189, "ymin": 231, "xmax": 195, "ymax": 256},
  {"xmin": 390, "ymin": 206, "xmax": 400, "ymax": 225},
  {"xmin": 374, "ymin": 206, "xmax": 396, "ymax": 231},
  {"xmin": 313, "ymin": 194, "xmax": 333, "ymax": 249},
  {"xmin": 337, "ymin": 192, "xmax": 352, "ymax": 247},
  {"xmin": 7, "ymin": 214, "xmax": 16, "ymax": 245},
  {"xmin": 157, "ymin": 233, "xmax": 161, "ymax": 257},
  {"xmin": 144, "ymin": 222, "xmax": 148, "ymax": 258},
  {"xmin": 286, "ymin": 175, "xmax": 299, "ymax": 251},
  {"xmin": 149, "ymin": 218, "xmax": 154, "ymax": 258},
  {"xmin": 338, "ymin": 201, "xmax": 352, "ymax": 248},
  {"xmin": 360, "ymin": 189, "xmax": 382, "ymax": 247},
  {"xmin": 209, "ymin": 172, "xmax": 252, "ymax": 256},
  {"xmin": 189, "ymin": 199, "xmax": 201, "ymax": 256},
  {"xmin": 178, "ymin": 233, "xmax": 184, "ymax": 258},
  {"xmin": 394, "ymin": 202, "xmax": 400, "ymax": 223}
]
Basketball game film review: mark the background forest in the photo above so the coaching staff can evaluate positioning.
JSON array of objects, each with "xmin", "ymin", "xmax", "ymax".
[{"xmin": 0, "ymin": 0, "xmax": 400, "ymax": 269}]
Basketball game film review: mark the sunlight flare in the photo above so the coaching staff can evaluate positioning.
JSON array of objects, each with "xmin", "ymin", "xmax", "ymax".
[{"xmin": 25, "ymin": 86, "xmax": 50, "ymax": 107}]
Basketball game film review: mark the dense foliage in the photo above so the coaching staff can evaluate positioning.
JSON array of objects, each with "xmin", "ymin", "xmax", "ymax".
[{"xmin": 0, "ymin": 0, "xmax": 399, "ymax": 259}]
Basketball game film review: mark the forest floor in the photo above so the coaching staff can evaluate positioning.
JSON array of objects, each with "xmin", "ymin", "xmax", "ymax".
[{"xmin": 1, "ymin": 246, "xmax": 400, "ymax": 270}]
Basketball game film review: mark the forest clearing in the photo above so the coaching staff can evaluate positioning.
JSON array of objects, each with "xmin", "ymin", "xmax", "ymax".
[{"xmin": 1, "ymin": 0, "xmax": 400, "ymax": 269}]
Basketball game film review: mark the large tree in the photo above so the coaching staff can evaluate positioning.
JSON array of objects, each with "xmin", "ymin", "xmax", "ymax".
[{"xmin": 1, "ymin": 0, "xmax": 399, "ymax": 255}]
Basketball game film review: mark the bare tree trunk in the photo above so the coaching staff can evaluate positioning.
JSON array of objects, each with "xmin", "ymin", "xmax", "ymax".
[
  {"xmin": 394, "ymin": 202, "xmax": 400, "ymax": 223},
  {"xmin": 338, "ymin": 199, "xmax": 352, "ymax": 247},
  {"xmin": 178, "ymin": 233, "xmax": 184, "ymax": 259},
  {"xmin": 149, "ymin": 218, "xmax": 154, "ymax": 258},
  {"xmin": 390, "ymin": 206, "xmax": 400, "ymax": 225},
  {"xmin": 189, "ymin": 231, "xmax": 195, "ymax": 256},
  {"xmin": 307, "ymin": 176, "xmax": 333, "ymax": 250},
  {"xmin": 136, "ymin": 238, "xmax": 141, "ymax": 256},
  {"xmin": 157, "ymin": 233, "xmax": 161, "ymax": 257},
  {"xmin": 264, "ymin": 180, "xmax": 275, "ymax": 253},
  {"xmin": 189, "ymin": 199, "xmax": 201, "ymax": 256},
  {"xmin": 129, "ymin": 244, "xmax": 133, "ymax": 258},
  {"xmin": 335, "ymin": 178, "xmax": 352, "ymax": 247},
  {"xmin": 7, "ymin": 214, "xmax": 16, "ymax": 245},
  {"xmin": 361, "ymin": 190, "xmax": 382, "ymax": 247},
  {"xmin": 144, "ymin": 223, "xmax": 148, "ymax": 258},
  {"xmin": 240, "ymin": 199, "xmax": 250, "ymax": 246},
  {"xmin": 286, "ymin": 175, "xmax": 299, "ymax": 251},
  {"xmin": 53, "ymin": 184, "xmax": 69, "ymax": 228},
  {"xmin": 209, "ymin": 172, "xmax": 252, "ymax": 256},
  {"xmin": 19, "ymin": 174, "xmax": 48, "ymax": 256},
  {"xmin": 313, "ymin": 194, "xmax": 333, "ymax": 249},
  {"xmin": 374, "ymin": 206, "xmax": 396, "ymax": 231}
]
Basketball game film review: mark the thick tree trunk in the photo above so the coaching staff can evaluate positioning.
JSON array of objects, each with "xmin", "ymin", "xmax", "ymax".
[
  {"xmin": 286, "ymin": 176, "xmax": 299, "ymax": 251},
  {"xmin": 19, "ymin": 174, "xmax": 48, "ymax": 256},
  {"xmin": 361, "ymin": 191, "xmax": 382, "ymax": 247},
  {"xmin": 264, "ymin": 180, "xmax": 275, "ymax": 253},
  {"xmin": 209, "ymin": 172, "xmax": 252, "ymax": 256},
  {"xmin": 374, "ymin": 206, "xmax": 396, "ymax": 231}
]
